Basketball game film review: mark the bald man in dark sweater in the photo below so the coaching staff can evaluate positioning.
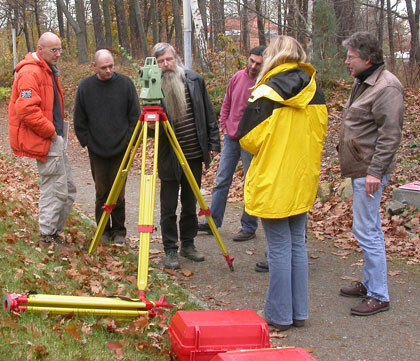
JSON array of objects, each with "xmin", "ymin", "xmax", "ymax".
[{"xmin": 74, "ymin": 49, "xmax": 140, "ymax": 244}]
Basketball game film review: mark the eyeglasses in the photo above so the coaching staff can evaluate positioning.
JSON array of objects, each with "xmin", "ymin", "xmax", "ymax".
[
  {"xmin": 48, "ymin": 48, "xmax": 63, "ymax": 54},
  {"xmin": 345, "ymin": 55, "xmax": 360, "ymax": 61}
]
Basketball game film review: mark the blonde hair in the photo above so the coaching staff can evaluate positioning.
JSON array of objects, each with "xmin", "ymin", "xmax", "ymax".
[{"xmin": 256, "ymin": 35, "xmax": 307, "ymax": 85}]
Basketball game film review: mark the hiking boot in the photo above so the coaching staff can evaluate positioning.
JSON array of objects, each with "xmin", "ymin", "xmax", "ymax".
[
  {"xmin": 54, "ymin": 232, "xmax": 66, "ymax": 245},
  {"xmin": 351, "ymin": 297, "xmax": 390, "ymax": 316},
  {"xmin": 39, "ymin": 234, "xmax": 56, "ymax": 248},
  {"xmin": 101, "ymin": 232, "xmax": 112, "ymax": 244},
  {"xmin": 164, "ymin": 251, "xmax": 180, "ymax": 269},
  {"xmin": 340, "ymin": 281, "xmax": 367, "ymax": 298},
  {"xmin": 255, "ymin": 261, "xmax": 269, "ymax": 273},
  {"xmin": 180, "ymin": 245, "xmax": 205, "ymax": 262},
  {"xmin": 197, "ymin": 222, "xmax": 212, "ymax": 234},
  {"xmin": 232, "ymin": 230, "xmax": 256, "ymax": 242},
  {"xmin": 113, "ymin": 234, "xmax": 126, "ymax": 244}
]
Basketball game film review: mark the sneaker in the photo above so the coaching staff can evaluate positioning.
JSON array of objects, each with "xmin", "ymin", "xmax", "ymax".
[
  {"xmin": 293, "ymin": 319, "xmax": 305, "ymax": 327},
  {"xmin": 113, "ymin": 234, "xmax": 126, "ymax": 244},
  {"xmin": 197, "ymin": 222, "xmax": 212, "ymax": 234},
  {"xmin": 340, "ymin": 281, "xmax": 367, "ymax": 298},
  {"xmin": 256, "ymin": 310, "xmax": 291, "ymax": 331},
  {"xmin": 351, "ymin": 297, "xmax": 390, "ymax": 316},
  {"xmin": 232, "ymin": 230, "xmax": 256, "ymax": 242},
  {"xmin": 180, "ymin": 245, "xmax": 205, "ymax": 262},
  {"xmin": 164, "ymin": 250, "xmax": 180, "ymax": 269},
  {"xmin": 255, "ymin": 261, "xmax": 269, "ymax": 273}
]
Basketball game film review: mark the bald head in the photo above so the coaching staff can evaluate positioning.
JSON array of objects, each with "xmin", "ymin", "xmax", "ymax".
[
  {"xmin": 93, "ymin": 49, "xmax": 115, "ymax": 81},
  {"xmin": 37, "ymin": 32, "xmax": 62, "ymax": 67},
  {"xmin": 94, "ymin": 49, "xmax": 114, "ymax": 63}
]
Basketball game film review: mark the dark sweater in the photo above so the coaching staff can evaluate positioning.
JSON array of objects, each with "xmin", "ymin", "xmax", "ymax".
[{"xmin": 74, "ymin": 72, "xmax": 141, "ymax": 158}]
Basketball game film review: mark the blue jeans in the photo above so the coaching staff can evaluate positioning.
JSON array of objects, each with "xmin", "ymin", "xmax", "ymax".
[
  {"xmin": 262, "ymin": 213, "xmax": 308, "ymax": 325},
  {"xmin": 208, "ymin": 135, "xmax": 258, "ymax": 233},
  {"xmin": 352, "ymin": 175, "xmax": 390, "ymax": 302}
]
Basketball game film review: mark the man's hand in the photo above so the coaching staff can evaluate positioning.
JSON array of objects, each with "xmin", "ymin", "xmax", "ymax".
[
  {"xmin": 210, "ymin": 150, "xmax": 218, "ymax": 160},
  {"xmin": 365, "ymin": 174, "xmax": 381, "ymax": 198},
  {"xmin": 51, "ymin": 132, "xmax": 58, "ymax": 143}
]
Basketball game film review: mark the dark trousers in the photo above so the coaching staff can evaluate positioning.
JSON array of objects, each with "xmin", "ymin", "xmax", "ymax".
[
  {"xmin": 88, "ymin": 150, "xmax": 126, "ymax": 236},
  {"xmin": 160, "ymin": 158, "xmax": 202, "ymax": 252}
]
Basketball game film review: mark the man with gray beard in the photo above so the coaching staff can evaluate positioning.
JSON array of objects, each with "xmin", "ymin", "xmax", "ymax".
[{"xmin": 151, "ymin": 43, "xmax": 220, "ymax": 269}]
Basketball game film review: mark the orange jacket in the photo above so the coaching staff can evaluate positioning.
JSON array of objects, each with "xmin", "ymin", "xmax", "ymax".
[{"xmin": 8, "ymin": 52, "xmax": 64, "ymax": 162}]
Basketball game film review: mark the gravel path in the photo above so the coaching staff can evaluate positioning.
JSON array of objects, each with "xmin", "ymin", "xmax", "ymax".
[{"xmin": 1, "ymin": 110, "xmax": 419, "ymax": 361}]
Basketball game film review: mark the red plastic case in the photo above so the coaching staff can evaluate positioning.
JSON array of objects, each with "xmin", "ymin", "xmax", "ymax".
[
  {"xmin": 209, "ymin": 347, "xmax": 317, "ymax": 361},
  {"xmin": 169, "ymin": 310, "xmax": 270, "ymax": 361}
]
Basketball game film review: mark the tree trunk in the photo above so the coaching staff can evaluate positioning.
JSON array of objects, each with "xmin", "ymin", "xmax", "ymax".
[
  {"xmin": 306, "ymin": 0, "xmax": 314, "ymax": 60},
  {"xmin": 405, "ymin": 0, "xmax": 420, "ymax": 64},
  {"xmin": 191, "ymin": 0, "xmax": 211, "ymax": 71},
  {"xmin": 56, "ymin": 0, "xmax": 65, "ymax": 39},
  {"xmin": 255, "ymin": 0, "xmax": 266, "ymax": 46},
  {"xmin": 376, "ymin": 0, "xmax": 384, "ymax": 45},
  {"xmin": 34, "ymin": 0, "xmax": 42, "ymax": 38},
  {"xmin": 75, "ymin": 0, "xmax": 88, "ymax": 46},
  {"xmin": 211, "ymin": 0, "xmax": 224, "ymax": 51},
  {"xmin": 333, "ymin": 0, "xmax": 355, "ymax": 46},
  {"xmin": 241, "ymin": 0, "xmax": 250, "ymax": 54},
  {"xmin": 132, "ymin": 0, "xmax": 148, "ymax": 58},
  {"xmin": 198, "ymin": 0, "xmax": 208, "ymax": 40},
  {"xmin": 129, "ymin": 0, "xmax": 141, "ymax": 58},
  {"xmin": 103, "ymin": 0, "xmax": 113, "ymax": 48},
  {"xmin": 172, "ymin": 0, "xmax": 183, "ymax": 53},
  {"xmin": 386, "ymin": 0, "xmax": 395, "ymax": 70},
  {"xmin": 22, "ymin": 5, "xmax": 33, "ymax": 52},
  {"xmin": 91, "ymin": 0, "xmax": 106, "ymax": 50},
  {"xmin": 150, "ymin": 0, "xmax": 159, "ymax": 44},
  {"xmin": 65, "ymin": 0, "xmax": 71, "ymax": 49},
  {"xmin": 114, "ymin": 0, "xmax": 131, "ymax": 53},
  {"xmin": 278, "ymin": 0, "xmax": 283, "ymax": 34},
  {"xmin": 57, "ymin": 0, "xmax": 89, "ymax": 63}
]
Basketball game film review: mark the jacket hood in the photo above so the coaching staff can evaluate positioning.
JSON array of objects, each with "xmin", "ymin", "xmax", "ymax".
[
  {"xmin": 249, "ymin": 62, "xmax": 317, "ymax": 109},
  {"xmin": 15, "ymin": 52, "xmax": 52, "ymax": 75}
]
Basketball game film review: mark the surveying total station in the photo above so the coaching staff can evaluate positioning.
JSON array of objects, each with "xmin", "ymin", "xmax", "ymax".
[{"xmin": 3, "ymin": 57, "xmax": 234, "ymax": 318}]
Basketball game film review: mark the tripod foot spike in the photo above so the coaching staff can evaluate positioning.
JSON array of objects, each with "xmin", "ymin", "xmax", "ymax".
[{"xmin": 224, "ymin": 255, "xmax": 235, "ymax": 271}]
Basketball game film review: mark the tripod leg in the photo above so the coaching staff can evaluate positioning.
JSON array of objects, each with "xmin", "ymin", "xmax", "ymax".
[
  {"xmin": 161, "ymin": 122, "xmax": 234, "ymax": 270},
  {"xmin": 137, "ymin": 122, "xmax": 160, "ymax": 291},
  {"xmin": 88, "ymin": 122, "xmax": 145, "ymax": 254}
]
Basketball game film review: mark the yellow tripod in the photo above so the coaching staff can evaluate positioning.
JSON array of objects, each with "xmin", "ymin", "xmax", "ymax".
[
  {"xmin": 3, "ymin": 105, "xmax": 234, "ymax": 318},
  {"xmin": 88, "ymin": 105, "xmax": 234, "ymax": 297}
]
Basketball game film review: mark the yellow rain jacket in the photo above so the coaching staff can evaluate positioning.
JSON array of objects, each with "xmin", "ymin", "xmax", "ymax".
[{"xmin": 237, "ymin": 62, "xmax": 328, "ymax": 219}]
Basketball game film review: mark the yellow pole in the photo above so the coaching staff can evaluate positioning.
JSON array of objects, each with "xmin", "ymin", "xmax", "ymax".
[
  {"xmin": 24, "ymin": 294, "xmax": 149, "ymax": 309},
  {"xmin": 161, "ymin": 121, "xmax": 234, "ymax": 270},
  {"xmin": 89, "ymin": 122, "xmax": 144, "ymax": 254},
  {"xmin": 137, "ymin": 121, "xmax": 160, "ymax": 291},
  {"xmin": 24, "ymin": 305, "xmax": 149, "ymax": 317}
]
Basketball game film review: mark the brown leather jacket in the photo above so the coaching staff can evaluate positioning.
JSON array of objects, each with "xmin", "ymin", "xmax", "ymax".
[{"xmin": 338, "ymin": 65, "xmax": 404, "ymax": 179}]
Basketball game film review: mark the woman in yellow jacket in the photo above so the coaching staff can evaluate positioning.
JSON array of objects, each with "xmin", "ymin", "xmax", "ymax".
[{"xmin": 237, "ymin": 35, "xmax": 328, "ymax": 330}]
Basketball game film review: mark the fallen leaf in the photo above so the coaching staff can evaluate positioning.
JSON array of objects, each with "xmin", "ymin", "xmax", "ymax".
[
  {"xmin": 388, "ymin": 270, "xmax": 401, "ymax": 277},
  {"xmin": 64, "ymin": 326, "xmax": 81, "ymax": 340},
  {"xmin": 107, "ymin": 341, "xmax": 124, "ymax": 359},
  {"xmin": 340, "ymin": 276, "xmax": 359, "ymax": 282},
  {"xmin": 180, "ymin": 270, "xmax": 193, "ymax": 277}
]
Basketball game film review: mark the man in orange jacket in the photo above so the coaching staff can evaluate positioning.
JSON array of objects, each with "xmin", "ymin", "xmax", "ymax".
[{"xmin": 8, "ymin": 32, "xmax": 76, "ymax": 247}]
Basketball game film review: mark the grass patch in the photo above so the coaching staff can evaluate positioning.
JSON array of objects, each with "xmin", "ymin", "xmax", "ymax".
[{"xmin": 0, "ymin": 152, "xmax": 202, "ymax": 360}]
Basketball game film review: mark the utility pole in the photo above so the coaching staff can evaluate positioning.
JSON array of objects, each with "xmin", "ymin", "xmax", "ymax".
[
  {"xmin": 183, "ymin": 0, "xmax": 192, "ymax": 69},
  {"xmin": 11, "ymin": 13, "xmax": 17, "ymax": 72}
]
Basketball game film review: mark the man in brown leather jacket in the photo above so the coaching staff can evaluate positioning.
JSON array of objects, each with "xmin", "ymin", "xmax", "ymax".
[{"xmin": 338, "ymin": 32, "xmax": 403, "ymax": 316}]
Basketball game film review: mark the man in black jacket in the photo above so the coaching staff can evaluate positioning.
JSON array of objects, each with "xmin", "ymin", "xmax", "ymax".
[
  {"xmin": 152, "ymin": 42, "xmax": 220, "ymax": 269},
  {"xmin": 74, "ymin": 49, "xmax": 141, "ymax": 244}
]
